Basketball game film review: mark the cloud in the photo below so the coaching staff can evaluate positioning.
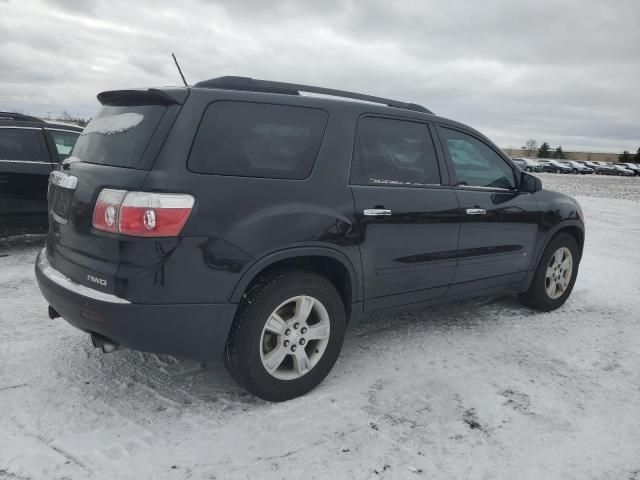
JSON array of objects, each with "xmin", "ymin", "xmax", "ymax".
[{"xmin": 0, "ymin": 0, "xmax": 638, "ymax": 152}]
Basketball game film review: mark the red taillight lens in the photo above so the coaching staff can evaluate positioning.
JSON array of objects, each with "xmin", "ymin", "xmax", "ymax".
[
  {"xmin": 92, "ymin": 189, "xmax": 194, "ymax": 237},
  {"xmin": 92, "ymin": 189, "xmax": 127, "ymax": 233}
]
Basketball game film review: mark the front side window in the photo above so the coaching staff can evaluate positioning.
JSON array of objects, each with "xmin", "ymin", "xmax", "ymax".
[
  {"xmin": 188, "ymin": 101, "xmax": 328, "ymax": 179},
  {"xmin": 350, "ymin": 117, "xmax": 440, "ymax": 186},
  {"xmin": 0, "ymin": 128, "xmax": 47, "ymax": 162},
  {"xmin": 48, "ymin": 130, "xmax": 80, "ymax": 162},
  {"xmin": 440, "ymin": 127, "xmax": 516, "ymax": 189}
]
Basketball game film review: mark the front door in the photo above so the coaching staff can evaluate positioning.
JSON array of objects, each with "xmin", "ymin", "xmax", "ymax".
[
  {"xmin": 437, "ymin": 125, "xmax": 541, "ymax": 291},
  {"xmin": 350, "ymin": 116, "xmax": 460, "ymax": 312}
]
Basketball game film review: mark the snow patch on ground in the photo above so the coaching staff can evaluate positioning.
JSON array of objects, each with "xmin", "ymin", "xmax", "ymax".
[{"xmin": 1, "ymin": 178, "xmax": 640, "ymax": 479}]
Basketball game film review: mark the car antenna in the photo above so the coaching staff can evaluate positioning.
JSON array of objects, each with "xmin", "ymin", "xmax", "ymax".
[{"xmin": 171, "ymin": 53, "xmax": 188, "ymax": 87}]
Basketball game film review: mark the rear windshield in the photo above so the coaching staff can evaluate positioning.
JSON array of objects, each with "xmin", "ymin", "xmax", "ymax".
[
  {"xmin": 71, "ymin": 105, "xmax": 166, "ymax": 168},
  {"xmin": 188, "ymin": 101, "xmax": 328, "ymax": 179}
]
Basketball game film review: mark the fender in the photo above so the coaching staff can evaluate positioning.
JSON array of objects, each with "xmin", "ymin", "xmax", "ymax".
[
  {"xmin": 229, "ymin": 246, "xmax": 361, "ymax": 303},
  {"xmin": 532, "ymin": 219, "xmax": 585, "ymax": 268}
]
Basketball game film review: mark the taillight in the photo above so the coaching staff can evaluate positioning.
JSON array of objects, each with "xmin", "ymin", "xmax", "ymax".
[
  {"xmin": 92, "ymin": 189, "xmax": 126, "ymax": 234},
  {"xmin": 92, "ymin": 189, "xmax": 194, "ymax": 237}
]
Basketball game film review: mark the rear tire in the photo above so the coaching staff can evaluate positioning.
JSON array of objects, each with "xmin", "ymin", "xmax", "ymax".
[
  {"xmin": 518, "ymin": 233, "xmax": 580, "ymax": 312},
  {"xmin": 225, "ymin": 270, "xmax": 346, "ymax": 401}
]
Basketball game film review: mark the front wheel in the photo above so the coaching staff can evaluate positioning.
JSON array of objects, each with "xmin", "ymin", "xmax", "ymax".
[
  {"xmin": 518, "ymin": 233, "xmax": 580, "ymax": 311},
  {"xmin": 572, "ymin": 169, "xmax": 578, "ymax": 174},
  {"xmin": 225, "ymin": 270, "xmax": 346, "ymax": 401}
]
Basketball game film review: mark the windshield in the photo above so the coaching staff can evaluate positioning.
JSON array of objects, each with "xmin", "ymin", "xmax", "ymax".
[{"xmin": 71, "ymin": 105, "xmax": 166, "ymax": 168}]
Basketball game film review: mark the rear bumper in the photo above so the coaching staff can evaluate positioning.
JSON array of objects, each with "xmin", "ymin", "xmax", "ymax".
[{"xmin": 35, "ymin": 249, "xmax": 237, "ymax": 361}]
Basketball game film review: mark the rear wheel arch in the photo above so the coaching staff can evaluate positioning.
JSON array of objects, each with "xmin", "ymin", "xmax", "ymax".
[{"xmin": 230, "ymin": 248, "xmax": 359, "ymax": 319}]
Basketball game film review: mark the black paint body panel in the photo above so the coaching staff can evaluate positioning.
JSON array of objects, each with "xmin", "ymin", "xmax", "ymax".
[{"xmin": 36, "ymin": 84, "xmax": 585, "ymax": 360}]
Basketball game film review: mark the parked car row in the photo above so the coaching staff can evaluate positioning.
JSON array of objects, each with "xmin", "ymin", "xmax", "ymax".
[
  {"xmin": 0, "ymin": 112, "xmax": 82, "ymax": 236},
  {"xmin": 511, "ymin": 157, "xmax": 640, "ymax": 176}
]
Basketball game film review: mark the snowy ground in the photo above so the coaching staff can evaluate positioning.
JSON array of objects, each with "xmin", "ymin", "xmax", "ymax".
[{"xmin": 1, "ymin": 176, "xmax": 639, "ymax": 480}]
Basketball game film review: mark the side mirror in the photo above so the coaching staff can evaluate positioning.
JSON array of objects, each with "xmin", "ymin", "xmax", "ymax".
[{"xmin": 519, "ymin": 171, "xmax": 542, "ymax": 193}]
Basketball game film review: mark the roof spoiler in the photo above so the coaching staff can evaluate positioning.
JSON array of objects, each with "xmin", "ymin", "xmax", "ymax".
[{"xmin": 97, "ymin": 88, "xmax": 188, "ymax": 106}]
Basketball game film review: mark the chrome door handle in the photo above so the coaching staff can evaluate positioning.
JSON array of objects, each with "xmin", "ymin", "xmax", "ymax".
[
  {"xmin": 466, "ymin": 208, "xmax": 486, "ymax": 215},
  {"xmin": 364, "ymin": 208, "xmax": 392, "ymax": 216}
]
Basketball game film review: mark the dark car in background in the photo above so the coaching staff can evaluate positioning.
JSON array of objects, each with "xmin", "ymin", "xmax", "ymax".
[
  {"xmin": 621, "ymin": 162, "xmax": 640, "ymax": 175},
  {"xmin": 538, "ymin": 159, "xmax": 573, "ymax": 173},
  {"xmin": 0, "ymin": 112, "xmax": 82, "ymax": 236},
  {"xmin": 593, "ymin": 161, "xmax": 618, "ymax": 175},
  {"xmin": 511, "ymin": 157, "xmax": 543, "ymax": 172},
  {"xmin": 610, "ymin": 164, "xmax": 634, "ymax": 176},
  {"xmin": 582, "ymin": 160, "xmax": 616, "ymax": 175},
  {"xmin": 35, "ymin": 76, "xmax": 584, "ymax": 401},
  {"xmin": 559, "ymin": 160, "xmax": 594, "ymax": 174}
]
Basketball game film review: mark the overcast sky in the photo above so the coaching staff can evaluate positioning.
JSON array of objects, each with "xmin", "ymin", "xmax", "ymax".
[{"xmin": 1, "ymin": 0, "xmax": 638, "ymax": 152}]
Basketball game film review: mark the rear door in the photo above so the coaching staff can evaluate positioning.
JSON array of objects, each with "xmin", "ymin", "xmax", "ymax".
[
  {"xmin": 350, "ymin": 116, "xmax": 460, "ymax": 312},
  {"xmin": 0, "ymin": 126, "xmax": 53, "ymax": 234},
  {"xmin": 436, "ymin": 125, "xmax": 541, "ymax": 291}
]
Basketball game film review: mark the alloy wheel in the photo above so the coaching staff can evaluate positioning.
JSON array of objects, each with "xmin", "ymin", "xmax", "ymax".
[
  {"xmin": 259, "ymin": 295, "xmax": 331, "ymax": 380},
  {"xmin": 545, "ymin": 247, "xmax": 573, "ymax": 299}
]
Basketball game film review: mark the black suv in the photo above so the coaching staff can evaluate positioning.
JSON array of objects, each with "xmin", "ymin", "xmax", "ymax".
[
  {"xmin": 0, "ymin": 112, "xmax": 82, "ymax": 236},
  {"xmin": 35, "ymin": 77, "xmax": 584, "ymax": 401}
]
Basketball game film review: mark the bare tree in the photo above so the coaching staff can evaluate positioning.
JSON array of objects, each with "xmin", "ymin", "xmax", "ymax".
[{"xmin": 525, "ymin": 139, "xmax": 537, "ymax": 157}]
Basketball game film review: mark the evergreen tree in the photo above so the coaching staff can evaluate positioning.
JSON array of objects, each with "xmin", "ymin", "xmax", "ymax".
[
  {"xmin": 634, "ymin": 147, "xmax": 640, "ymax": 163},
  {"xmin": 537, "ymin": 142, "xmax": 551, "ymax": 158},
  {"xmin": 619, "ymin": 150, "xmax": 632, "ymax": 163},
  {"xmin": 553, "ymin": 146, "xmax": 566, "ymax": 159}
]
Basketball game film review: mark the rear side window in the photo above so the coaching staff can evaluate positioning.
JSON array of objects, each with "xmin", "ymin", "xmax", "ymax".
[
  {"xmin": 71, "ymin": 105, "xmax": 166, "ymax": 168},
  {"xmin": 188, "ymin": 101, "xmax": 328, "ymax": 179},
  {"xmin": 0, "ymin": 128, "xmax": 48, "ymax": 162},
  {"xmin": 47, "ymin": 130, "xmax": 80, "ymax": 162},
  {"xmin": 350, "ymin": 117, "xmax": 440, "ymax": 186}
]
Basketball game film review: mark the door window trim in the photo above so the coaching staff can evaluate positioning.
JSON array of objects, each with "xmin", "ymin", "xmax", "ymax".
[
  {"xmin": 434, "ymin": 124, "xmax": 520, "ymax": 192},
  {"xmin": 348, "ymin": 113, "xmax": 449, "ymax": 189},
  {"xmin": 45, "ymin": 128, "xmax": 82, "ymax": 135}
]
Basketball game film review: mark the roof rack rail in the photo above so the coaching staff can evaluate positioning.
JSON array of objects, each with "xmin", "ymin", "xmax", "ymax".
[
  {"xmin": 193, "ymin": 76, "xmax": 433, "ymax": 114},
  {"xmin": 0, "ymin": 111, "xmax": 44, "ymax": 123}
]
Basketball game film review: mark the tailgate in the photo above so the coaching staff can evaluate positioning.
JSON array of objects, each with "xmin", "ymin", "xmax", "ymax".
[{"xmin": 44, "ymin": 90, "xmax": 185, "ymax": 297}]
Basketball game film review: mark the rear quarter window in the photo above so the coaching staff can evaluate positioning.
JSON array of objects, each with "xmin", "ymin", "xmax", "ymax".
[
  {"xmin": 188, "ymin": 101, "xmax": 328, "ymax": 179},
  {"xmin": 47, "ymin": 130, "xmax": 80, "ymax": 162}
]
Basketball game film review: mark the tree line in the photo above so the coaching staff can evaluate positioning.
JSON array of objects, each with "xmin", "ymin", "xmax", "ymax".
[{"xmin": 522, "ymin": 139, "xmax": 640, "ymax": 162}]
